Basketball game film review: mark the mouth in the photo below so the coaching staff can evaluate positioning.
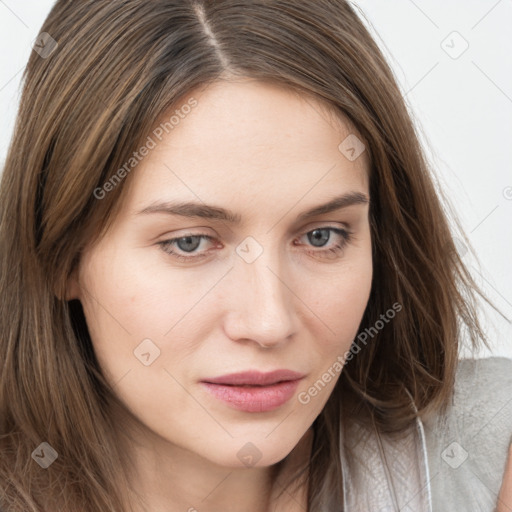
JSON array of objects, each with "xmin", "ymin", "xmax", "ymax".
[{"xmin": 200, "ymin": 370, "xmax": 305, "ymax": 412}]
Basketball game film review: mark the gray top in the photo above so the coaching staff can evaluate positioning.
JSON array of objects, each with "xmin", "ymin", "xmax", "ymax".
[
  {"xmin": 340, "ymin": 357, "xmax": 512, "ymax": 511},
  {"xmin": 424, "ymin": 357, "xmax": 512, "ymax": 511}
]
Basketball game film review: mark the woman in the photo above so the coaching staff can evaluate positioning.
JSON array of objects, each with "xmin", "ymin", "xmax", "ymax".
[{"xmin": 0, "ymin": 1, "xmax": 510, "ymax": 511}]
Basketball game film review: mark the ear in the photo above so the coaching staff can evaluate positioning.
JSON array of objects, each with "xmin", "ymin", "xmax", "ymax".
[{"xmin": 63, "ymin": 266, "xmax": 81, "ymax": 301}]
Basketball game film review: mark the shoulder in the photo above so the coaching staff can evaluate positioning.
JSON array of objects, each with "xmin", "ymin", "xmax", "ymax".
[
  {"xmin": 455, "ymin": 356, "xmax": 512, "ymax": 391},
  {"xmin": 424, "ymin": 356, "xmax": 512, "ymax": 435},
  {"xmin": 423, "ymin": 357, "xmax": 512, "ymax": 510},
  {"xmin": 452, "ymin": 357, "xmax": 512, "ymax": 425},
  {"xmin": 452, "ymin": 357, "xmax": 512, "ymax": 443}
]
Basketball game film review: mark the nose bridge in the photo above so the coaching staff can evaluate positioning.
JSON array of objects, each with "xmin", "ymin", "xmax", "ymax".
[{"xmin": 225, "ymin": 238, "xmax": 296, "ymax": 346}]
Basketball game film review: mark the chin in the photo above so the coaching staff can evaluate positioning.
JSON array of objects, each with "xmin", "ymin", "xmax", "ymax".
[{"xmin": 206, "ymin": 435, "xmax": 303, "ymax": 470}]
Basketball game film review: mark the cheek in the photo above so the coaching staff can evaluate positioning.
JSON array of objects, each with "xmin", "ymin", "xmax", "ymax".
[
  {"xmin": 83, "ymin": 250, "xmax": 189, "ymax": 336},
  {"xmin": 303, "ymin": 257, "xmax": 373, "ymax": 348},
  {"xmin": 294, "ymin": 261, "xmax": 372, "ymax": 408},
  {"xmin": 79, "ymin": 247, "xmax": 218, "ymax": 386}
]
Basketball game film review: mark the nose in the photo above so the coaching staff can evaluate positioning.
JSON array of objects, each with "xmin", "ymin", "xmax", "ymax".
[{"xmin": 222, "ymin": 247, "xmax": 297, "ymax": 349}]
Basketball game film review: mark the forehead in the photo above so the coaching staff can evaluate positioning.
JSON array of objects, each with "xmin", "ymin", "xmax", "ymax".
[
  {"xmin": 122, "ymin": 78, "xmax": 369, "ymax": 217},
  {"xmin": 154, "ymin": 78, "xmax": 362, "ymax": 157}
]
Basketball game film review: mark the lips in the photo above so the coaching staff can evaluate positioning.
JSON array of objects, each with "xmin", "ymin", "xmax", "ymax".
[
  {"xmin": 201, "ymin": 369, "xmax": 305, "ymax": 386},
  {"xmin": 200, "ymin": 369, "xmax": 305, "ymax": 412}
]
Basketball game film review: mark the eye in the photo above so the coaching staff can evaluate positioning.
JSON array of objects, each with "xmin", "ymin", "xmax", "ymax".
[
  {"xmin": 157, "ymin": 227, "xmax": 353, "ymax": 262},
  {"xmin": 158, "ymin": 234, "xmax": 216, "ymax": 262},
  {"xmin": 295, "ymin": 227, "xmax": 353, "ymax": 259}
]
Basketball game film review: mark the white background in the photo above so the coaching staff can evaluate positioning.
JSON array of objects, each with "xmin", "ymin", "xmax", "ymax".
[{"xmin": 1, "ymin": 0, "xmax": 510, "ymax": 359}]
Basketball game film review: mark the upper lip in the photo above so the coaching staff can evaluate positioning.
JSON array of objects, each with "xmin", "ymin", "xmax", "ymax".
[{"xmin": 201, "ymin": 369, "xmax": 305, "ymax": 386}]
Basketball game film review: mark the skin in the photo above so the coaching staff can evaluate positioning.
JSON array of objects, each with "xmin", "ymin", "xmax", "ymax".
[
  {"xmin": 66, "ymin": 77, "xmax": 374, "ymax": 511},
  {"xmin": 64, "ymin": 76, "xmax": 512, "ymax": 511},
  {"xmin": 497, "ymin": 444, "xmax": 512, "ymax": 512}
]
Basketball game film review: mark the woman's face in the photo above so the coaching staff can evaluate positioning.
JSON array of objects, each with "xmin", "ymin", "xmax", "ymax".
[{"xmin": 69, "ymin": 78, "xmax": 372, "ymax": 468}]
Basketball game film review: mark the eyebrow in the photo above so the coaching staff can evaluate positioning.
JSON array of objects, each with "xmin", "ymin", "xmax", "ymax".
[{"xmin": 136, "ymin": 191, "xmax": 369, "ymax": 224}]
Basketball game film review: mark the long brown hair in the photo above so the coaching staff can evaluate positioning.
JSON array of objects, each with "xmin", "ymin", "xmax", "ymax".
[{"xmin": 0, "ymin": 1, "xmax": 501, "ymax": 510}]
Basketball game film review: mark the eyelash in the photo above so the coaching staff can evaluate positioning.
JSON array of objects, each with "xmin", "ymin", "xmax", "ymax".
[{"xmin": 157, "ymin": 227, "xmax": 353, "ymax": 262}]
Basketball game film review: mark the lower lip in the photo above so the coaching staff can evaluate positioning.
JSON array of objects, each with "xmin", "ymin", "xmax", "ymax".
[{"xmin": 200, "ymin": 379, "xmax": 301, "ymax": 412}]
